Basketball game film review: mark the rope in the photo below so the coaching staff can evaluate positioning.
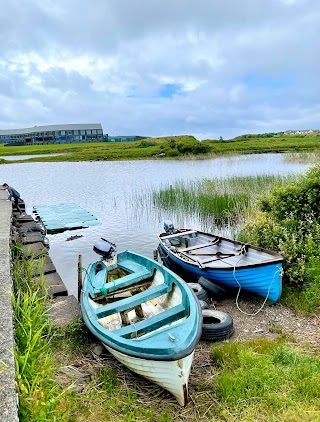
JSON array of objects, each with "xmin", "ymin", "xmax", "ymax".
[
  {"xmin": 157, "ymin": 246, "xmax": 170, "ymax": 259},
  {"xmin": 78, "ymin": 266, "xmax": 95, "ymax": 289},
  {"xmin": 233, "ymin": 258, "xmax": 283, "ymax": 316}
]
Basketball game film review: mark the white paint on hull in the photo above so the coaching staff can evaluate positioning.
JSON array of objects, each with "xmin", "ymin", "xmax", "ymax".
[{"xmin": 104, "ymin": 345, "xmax": 194, "ymax": 406}]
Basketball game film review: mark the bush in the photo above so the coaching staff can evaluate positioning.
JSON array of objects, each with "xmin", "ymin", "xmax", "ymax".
[
  {"xmin": 239, "ymin": 164, "xmax": 320, "ymax": 313},
  {"xmin": 139, "ymin": 140, "xmax": 156, "ymax": 148}
]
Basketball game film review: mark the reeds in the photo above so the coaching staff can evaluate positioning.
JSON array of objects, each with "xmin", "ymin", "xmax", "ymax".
[
  {"xmin": 150, "ymin": 175, "xmax": 296, "ymax": 231},
  {"xmin": 12, "ymin": 249, "xmax": 61, "ymax": 421}
]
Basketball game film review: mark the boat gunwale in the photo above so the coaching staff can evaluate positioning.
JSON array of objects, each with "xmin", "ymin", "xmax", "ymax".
[
  {"xmin": 159, "ymin": 230, "xmax": 284, "ymax": 268},
  {"xmin": 81, "ymin": 250, "xmax": 202, "ymax": 362}
]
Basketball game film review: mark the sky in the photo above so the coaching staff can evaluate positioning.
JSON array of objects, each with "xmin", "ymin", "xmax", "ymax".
[{"xmin": 0, "ymin": 0, "xmax": 319, "ymax": 140}]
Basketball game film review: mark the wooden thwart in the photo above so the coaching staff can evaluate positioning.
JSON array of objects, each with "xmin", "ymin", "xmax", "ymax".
[
  {"xmin": 160, "ymin": 230, "xmax": 197, "ymax": 240},
  {"xmin": 179, "ymin": 239, "xmax": 220, "ymax": 252}
]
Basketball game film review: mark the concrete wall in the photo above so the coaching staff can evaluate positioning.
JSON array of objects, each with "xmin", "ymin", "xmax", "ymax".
[{"xmin": 0, "ymin": 188, "xmax": 19, "ymax": 421}]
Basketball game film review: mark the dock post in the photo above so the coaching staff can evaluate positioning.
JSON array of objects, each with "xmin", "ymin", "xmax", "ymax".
[
  {"xmin": 78, "ymin": 254, "xmax": 82, "ymax": 301},
  {"xmin": 153, "ymin": 249, "xmax": 158, "ymax": 261}
]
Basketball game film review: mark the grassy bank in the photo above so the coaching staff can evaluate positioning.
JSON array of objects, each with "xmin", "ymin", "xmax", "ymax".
[
  {"xmin": 12, "ymin": 247, "xmax": 320, "ymax": 421},
  {"xmin": 1, "ymin": 134, "xmax": 320, "ymax": 162}
]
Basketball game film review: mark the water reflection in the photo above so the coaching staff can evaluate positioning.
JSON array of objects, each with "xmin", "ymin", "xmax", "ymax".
[{"xmin": 0, "ymin": 153, "xmax": 312, "ymax": 297}]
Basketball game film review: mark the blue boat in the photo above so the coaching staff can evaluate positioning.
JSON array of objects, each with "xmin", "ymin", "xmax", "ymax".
[
  {"xmin": 80, "ymin": 239, "xmax": 202, "ymax": 406},
  {"xmin": 158, "ymin": 221, "xmax": 283, "ymax": 303}
]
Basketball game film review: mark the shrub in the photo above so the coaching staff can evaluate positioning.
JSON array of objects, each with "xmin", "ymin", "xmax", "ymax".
[{"xmin": 239, "ymin": 164, "xmax": 320, "ymax": 313}]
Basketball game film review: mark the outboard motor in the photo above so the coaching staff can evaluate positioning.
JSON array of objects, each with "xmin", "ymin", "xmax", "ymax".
[
  {"xmin": 93, "ymin": 238, "xmax": 116, "ymax": 260},
  {"xmin": 164, "ymin": 220, "xmax": 175, "ymax": 234}
]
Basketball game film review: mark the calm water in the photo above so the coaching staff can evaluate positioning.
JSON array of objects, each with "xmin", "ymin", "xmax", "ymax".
[
  {"xmin": 0, "ymin": 153, "xmax": 66, "ymax": 161},
  {"xmin": 0, "ymin": 154, "xmax": 311, "ymax": 297}
]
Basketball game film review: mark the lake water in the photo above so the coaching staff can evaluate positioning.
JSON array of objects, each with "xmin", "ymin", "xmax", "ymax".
[
  {"xmin": 0, "ymin": 153, "xmax": 66, "ymax": 161},
  {"xmin": 0, "ymin": 154, "xmax": 312, "ymax": 297}
]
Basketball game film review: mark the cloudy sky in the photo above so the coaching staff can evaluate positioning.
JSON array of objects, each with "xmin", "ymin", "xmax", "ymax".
[{"xmin": 0, "ymin": 0, "xmax": 319, "ymax": 140}]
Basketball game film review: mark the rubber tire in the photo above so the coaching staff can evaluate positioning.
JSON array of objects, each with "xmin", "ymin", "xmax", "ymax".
[
  {"xmin": 188, "ymin": 282, "xmax": 209, "ymax": 302},
  {"xmin": 201, "ymin": 309, "xmax": 234, "ymax": 341},
  {"xmin": 198, "ymin": 276, "xmax": 227, "ymax": 300},
  {"xmin": 198, "ymin": 299, "xmax": 209, "ymax": 310}
]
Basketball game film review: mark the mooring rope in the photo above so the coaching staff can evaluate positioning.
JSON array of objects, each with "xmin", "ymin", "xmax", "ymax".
[
  {"xmin": 233, "ymin": 257, "xmax": 283, "ymax": 316},
  {"xmin": 78, "ymin": 266, "xmax": 95, "ymax": 289}
]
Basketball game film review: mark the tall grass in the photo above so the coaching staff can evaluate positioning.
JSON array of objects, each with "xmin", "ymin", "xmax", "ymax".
[
  {"xmin": 283, "ymin": 151, "xmax": 320, "ymax": 163},
  {"xmin": 150, "ymin": 175, "xmax": 296, "ymax": 230},
  {"xmin": 12, "ymin": 249, "xmax": 66, "ymax": 421}
]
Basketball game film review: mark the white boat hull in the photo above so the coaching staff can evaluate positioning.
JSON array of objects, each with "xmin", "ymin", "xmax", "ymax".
[{"xmin": 104, "ymin": 345, "xmax": 194, "ymax": 406}]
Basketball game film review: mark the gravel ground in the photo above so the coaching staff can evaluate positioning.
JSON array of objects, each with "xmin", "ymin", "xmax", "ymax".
[{"xmin": 207, "ymin": 294, "xmax": 320, "ymax": 348}]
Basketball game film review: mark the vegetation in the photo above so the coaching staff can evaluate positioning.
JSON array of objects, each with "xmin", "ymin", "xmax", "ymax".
[
  {"xmin": 150, "ymin": 166, "xmax": 320, "ymax": 314},
  {"xmin": 239, "ymin": 164, "xmax": 320, "ymax": 313},
  {"xmin": 150, "ymin": 175, "xmax": 296, "ymax": 230},
  {"xmin": 1, "ymin": 133, "xmax": 320, "ymax": 162},
  {"xmin": 210, "ymin": 338, "xmax": 320, "ymax": 421},
  {"xmin": 12, "ymin": 249, "xmax": 65, "ymax": 420}
]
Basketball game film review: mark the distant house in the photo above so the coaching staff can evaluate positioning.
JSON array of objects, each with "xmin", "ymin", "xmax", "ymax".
[
  {"xmin": 0, "ymin": 123, "xmax": 104, "ymax": 145},
  {"xmin": 285, "ymin": 129, "xmax": 319, "ymax": 135},
  {"xmin": 104, "ymin": 135, "xmax": 148, "ymax": 142}
]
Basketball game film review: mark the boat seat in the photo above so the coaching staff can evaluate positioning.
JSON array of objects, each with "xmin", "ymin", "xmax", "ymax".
[
  {"xmin": 180, "ymin": 240, "xmax": 220, "ymax": 252},
  {"xmin": 91, "ymin": 260, "xmax": 153, "ymax": 297},
  {"xmin": 95, "ymin": 283, "xmax": 171, "ymax": 319},
  {"xmin": 114, "ymin": 303, "xmax": 187, "ymax": 338},
  {"xmin": 118, "ymin": 259, "xmax": 149, "ymax": 274},
  {"xmin": 101, "ymin": 268, "xmax": 153, "ymax": 296}
]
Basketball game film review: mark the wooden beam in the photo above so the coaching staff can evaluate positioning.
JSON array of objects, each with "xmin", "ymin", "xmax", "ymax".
[{"xmin": 160, "ymin": 230, "xmax": 197, "ymax": 240}]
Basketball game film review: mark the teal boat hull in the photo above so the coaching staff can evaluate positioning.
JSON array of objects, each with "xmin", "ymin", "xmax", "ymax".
[{"xmin": 80, "ymin": 250, "xmax": 202, "ymax": 361}]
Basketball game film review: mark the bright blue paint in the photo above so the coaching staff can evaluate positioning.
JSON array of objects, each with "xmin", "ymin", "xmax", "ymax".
[
  {"xmin": 161, "ymin": 245, "xmax": 282, "ymax": 303},
  {"xmin": 81, "ymin": 250, "xmax": 202, "ymax": 361}
]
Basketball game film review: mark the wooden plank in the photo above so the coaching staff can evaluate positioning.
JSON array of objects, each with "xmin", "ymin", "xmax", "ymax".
[
  {"xmin": 114, "ymin": 304, "xmax": 186, "ymax": 338},
  {"xmin": 160, "ymin": 230, "xmax": 197, "ymax": 240},
  {"xmin": 180, "ymin": 239, "xmax": 220, "ymax": 252},
  {"xmin": 95, "ymin": 284, "xmax": 170, "ymax": 319}
]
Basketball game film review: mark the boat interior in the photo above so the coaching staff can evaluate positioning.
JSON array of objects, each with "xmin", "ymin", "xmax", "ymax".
[
  {"xmin": 87, "ymin": 259, "xmax": 189, "ymax": 339},
  {"xmin": 160, "ymin": 230, "xmax": 280, "ymax": 268}
]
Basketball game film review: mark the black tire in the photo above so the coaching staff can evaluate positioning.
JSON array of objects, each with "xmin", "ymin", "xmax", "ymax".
[
  {"xmin": 188, "ymin": 282, "xmax": 209, "ymax": 302},
  {"xmin": 198, "ymin": 299, "xmax": 209, "ymax": 310},
  {"xmin": 198, "ymin": 276, "xmax": 227, "ymax": 300},
  {"xmin": 201, "ymin": 309, "xmax": 234, "ymax": 341}
]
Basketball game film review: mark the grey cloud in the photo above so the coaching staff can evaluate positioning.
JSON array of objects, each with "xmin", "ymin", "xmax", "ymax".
[{"xmin": 0, "ymin": 0, "xmax": 319, "ymax": 138}]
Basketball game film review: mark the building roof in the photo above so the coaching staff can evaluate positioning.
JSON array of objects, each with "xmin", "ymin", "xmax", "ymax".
[{"xmin": 0, "ymin": 123, "xmax": 103, "ymax": 135}]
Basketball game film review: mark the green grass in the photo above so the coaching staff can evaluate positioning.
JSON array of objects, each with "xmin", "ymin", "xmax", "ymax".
[
  {"xmin": 210, "ymin": 339, "xmax": 320, "ymax": 421},
  {"xmin": 12, "ymin": 250, "xmax": 66, "ymax": 421},
  {"xmin": 1, "ymin": 134, "xmax": 320, "ymax": 162},
  {"xmin": 149, "ymin": 175, "xmax": 296, "ymax": 229}
]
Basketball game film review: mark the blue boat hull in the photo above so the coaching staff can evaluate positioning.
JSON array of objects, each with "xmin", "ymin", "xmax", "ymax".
[{"xmin": 159, "ymin": 244, "xmax": 282, "ymax": 302}]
